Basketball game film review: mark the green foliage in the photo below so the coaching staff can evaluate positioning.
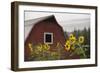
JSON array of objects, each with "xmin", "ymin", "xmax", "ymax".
[{"xmin": 72, "ymin": 44, "xmax": 87, "ymax": 58}]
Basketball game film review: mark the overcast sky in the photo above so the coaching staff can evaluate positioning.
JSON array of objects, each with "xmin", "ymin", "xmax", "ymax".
[{"xmin": 25, "ymin": 11, "xmax": 90, "ymax": 32}]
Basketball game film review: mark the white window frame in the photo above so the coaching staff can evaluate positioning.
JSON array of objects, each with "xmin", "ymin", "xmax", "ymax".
[{"xmin": 44, "ymin": 32, "xmax": 53, "ymax": 44}]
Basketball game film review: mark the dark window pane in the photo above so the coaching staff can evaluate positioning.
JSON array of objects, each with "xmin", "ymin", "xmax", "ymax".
[{"xmin": 45, "ymin": 34, "xmax": 51, "ymax": 42}]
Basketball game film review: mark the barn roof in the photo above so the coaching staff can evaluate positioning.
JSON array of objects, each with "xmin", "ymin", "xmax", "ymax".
[{"xmin": 25, "ymin": 15, "xmax": 60, "ymax": 40}]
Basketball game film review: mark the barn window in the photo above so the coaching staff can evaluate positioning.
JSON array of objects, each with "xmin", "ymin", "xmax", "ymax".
[{"xmin": 44, "ymin": 32, "xmax": 53, "ymax": 44}]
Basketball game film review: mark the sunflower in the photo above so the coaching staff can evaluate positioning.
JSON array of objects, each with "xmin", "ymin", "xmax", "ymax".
[
  {"xmin": 36, "ymin": 44, "xmax": 42, "ymax": 52},
  {"xmin": 65, "ymin": 40, "xmax": 70, "ymax": 46},
  {"xmin": 28, "ymin": 43, "xmax": 33, "ymax": 52},
  {"xmin": 65, "ymin": 40, "xmax": 71, "ymax": 51},
  {"xmin": 69, "ymin": 36, "xmax": 76, "ymax": 44},
  {"xmin": 65, "ymin": 44, "xmax": 70, "ymax": 51},
  {"xmin": 69, "ymin": 34, "xmax": 74, "ymax": 39},
  {"xmin": 78, "ymin": 36, "xmax": 84, "ymax": 44},
  {"xmin": 43, "ymin": 43, "xmax": 50, "ymax": 50}
]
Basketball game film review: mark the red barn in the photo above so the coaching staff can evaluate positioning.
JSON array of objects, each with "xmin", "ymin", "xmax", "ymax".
[{"xmin": 24, "ymin": 15, "xmax": 66, "ymax": 61}]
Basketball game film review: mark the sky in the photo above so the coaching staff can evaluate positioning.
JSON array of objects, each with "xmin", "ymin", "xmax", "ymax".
[{"xmin": 25, "ymin": 11, "xmax": 90, "ymax": 32}]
